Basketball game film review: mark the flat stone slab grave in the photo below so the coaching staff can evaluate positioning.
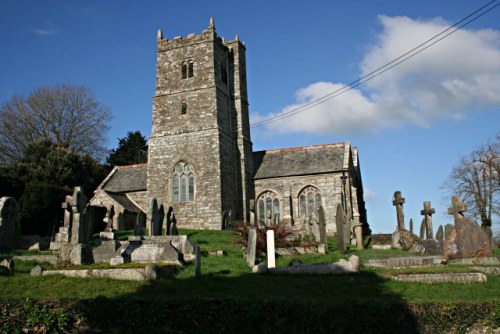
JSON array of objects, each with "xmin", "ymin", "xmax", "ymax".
[
  {"xmin": 391, "ymin": 272, "xmax": 487, "ymax": 284},
  {"xmin": 265, "ymin": 255, "xmax": 359, "ymax": 275},
  {"xmin": 33, "ymin": 266, "xmax": 177, "ymax": 281},
  {"xmin": 364, "ymin": 255, "xmax": 446, "ymax": 269}
]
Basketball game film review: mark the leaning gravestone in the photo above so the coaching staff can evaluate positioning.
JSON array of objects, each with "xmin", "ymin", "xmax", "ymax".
[
  {"xmin": 392, "ymin": 191, "xmax": 405, "ymax": 230},
  {"xmin": 335, "ymin": 204, "xmax": 346, "ymax": 252},
  {"xmin": 444, "ymin": 196, "xmax": 493, "ymax": 259},
  {"xmin": 0, "ymin": 197, "xmax": 18, "ymax": 252},
  {"xmin": 419, "ymin": 219, "xmax": 426, "ymax": 240}
]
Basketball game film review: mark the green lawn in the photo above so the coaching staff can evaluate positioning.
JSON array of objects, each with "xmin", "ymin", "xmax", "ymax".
[
  {"xmin": 1, "ymin": 229, "xmax": 498, "ymax": 333},
  {"xmin": 1, "ymin": 228, "xmax": 498, "ymax": 303}
]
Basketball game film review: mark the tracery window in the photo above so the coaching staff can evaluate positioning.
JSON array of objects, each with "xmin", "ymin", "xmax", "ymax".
[
  {"xmin": 257, "ymin": 191, "xmax": 280, "ymax": 225},
  {"xmin": 298, "ymin": 186, "xmax": 322, "ymax": 219},
  {"xmin": 181, "ymin": 60, "xmax": 194, "ymax": 79},
  {"xmin": 172, "ymin": 162, "xmax": 195, "ymax": 203}
]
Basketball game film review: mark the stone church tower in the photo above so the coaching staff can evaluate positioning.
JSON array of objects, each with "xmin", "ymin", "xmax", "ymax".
[{"xmin": 147, "ymin": 18, "xmax": 254, "ymax": 229}]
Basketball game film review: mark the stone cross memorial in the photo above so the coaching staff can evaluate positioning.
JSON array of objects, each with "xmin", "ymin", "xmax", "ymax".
[
  {"xmin": 392, "ymin": 191, "xmax": 405, "ymax": 230},
  {"xmin": 448, "ymin": 196, "xmax": 467, "ymax": 224},
  {"xmin": 420, "ymin": 201, "xmax": 435, "ymax": 240}
]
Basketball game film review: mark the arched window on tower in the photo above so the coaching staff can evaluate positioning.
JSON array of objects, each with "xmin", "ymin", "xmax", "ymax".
[
  {"xmin": 181, "ymin": 60, "xmax": 194, "ymax": 79},
  {"xmin": 256, "ymin": 191, "xmax": 280, "ymax": 226},
  {"xmin": 172, "ymin": 162, "xmax": 195, "ymax": 203},
  {"xmin": 298, "ymin": 186, "xmax": 322, "ymax": 219}
]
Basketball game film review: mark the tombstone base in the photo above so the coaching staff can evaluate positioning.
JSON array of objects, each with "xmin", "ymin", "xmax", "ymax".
[{"xmin": 58, "ymin": 244, "xmax": 93, "ymax": 265}]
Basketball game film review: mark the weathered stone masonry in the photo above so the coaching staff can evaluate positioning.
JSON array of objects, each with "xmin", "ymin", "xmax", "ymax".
[{"xmin": 91, "ymin": 19, "xmax": 368, "ymax": 236}]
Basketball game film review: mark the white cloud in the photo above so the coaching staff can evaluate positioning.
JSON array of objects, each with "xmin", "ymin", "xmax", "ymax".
[
  {"xmin": 254, "ymin": 15, "xmax": 500, "ymax": 135},
  {"xmin": 32, "ymin": 25, "xmax": 58, "ymax": 36}
]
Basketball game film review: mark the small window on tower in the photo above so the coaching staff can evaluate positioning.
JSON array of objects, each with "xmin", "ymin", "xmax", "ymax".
[
  {"xmin": 181, "ymin": 61, "xmax": 188, "ymax": 79},
  {"xmin": 181, "ymin": 101, "xmax": 187, "ymax": 115},
  {"xmin": 188, "ymin": 60, "xmax": 194, "ymax": 78}
]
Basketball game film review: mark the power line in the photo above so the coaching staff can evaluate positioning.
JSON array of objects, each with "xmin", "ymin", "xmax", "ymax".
[{"xmin": 251, "ymin": 0, "xmax": 499, "ymax": 128}]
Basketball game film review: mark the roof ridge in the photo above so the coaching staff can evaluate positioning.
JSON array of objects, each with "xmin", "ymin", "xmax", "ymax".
[
  {"xmin": 255, "ymin": 142, "xmax": 348, "ymax": 154},
  {"xmin": 116, "ymin": 163, "xmax": 148, "ymax": 170}
]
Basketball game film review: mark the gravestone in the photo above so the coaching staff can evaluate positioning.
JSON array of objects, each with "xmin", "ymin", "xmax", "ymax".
[
  {"xmin": 58, "ymin": 187, "xmax": 94, "ymax": 265},
  {"xmin": 335, "ymin": 204, "xmax": 346, "ymax": 252},
  {"xmin": 318, "ymin": 206, "xmax": 327, "ymax": 245},
  {"xmin": 148, "ymin": 198, "xmax": 160, "ymax": 236},
  {"xmin": 171, "ymin": 214, "xmax": 178, "ymax": 236},
  {"xmin": 353, "ymin": 222, "xmax": 364, "ymax": 250},
  {"xmin": 266, "ymin": 230, "xmax": 275, "ymax": 269},
  {"xmin": 444, "ymin": 196, "xmax": 493, "ymax": 259},
  {"xmin": 310, "ymin": 212, "xmax": 320, "ymax": 242},
  {"xmin": 409, "ymin": 218, "xmax": 414, "ymax": 234},
  {"xmin": 436, "ymin": 225, "xmax": 444, "ymax": 242},
  {"xmin": 69, "ymin": 187, "xmax": 90, "ymax": 244},
  {"xmin": 444, "ymin": 224, "xmax": 454, "ymax": 239},
  {"xmin": 246, "ymin": 228, "xmax": 257, "ymax": 267},
  {"xmin": 392, "ymin": 191, "xmax": 405, "ymax": 230},
  {"xmin": 158, "ymin": 205, "xmax": 165, "ymax": 235},
  {"xmin": 166, "ymin": 207, "xmax": 173, "ymax": 235},
  {"xmin": 420, "ymin": 201, "xmax": 435, "ymax": 239},
  {"xmin": 419, "ymin": 219, "xmax": 426, "ymax": 240},
  {"xmin": 0, "ymin": 197, "xmax": 18, "ymax": 252},
  {"xmin": 103, "ymin": 205, "xmax": 115, "ymax": 231},
  {"xmin": 195, "ymin": 245, "xmax": 201, "ymax": 278},
  {"xmin": 249, "ymin": 199, "xmax": 256, "ymax": 226},
  {"xmin": 134, "ymin": 212, "xmax": 146, "ymax": 236},
  {"xmin": 50, "ymin": 196, "xmax": 73, "ymax": 250}
]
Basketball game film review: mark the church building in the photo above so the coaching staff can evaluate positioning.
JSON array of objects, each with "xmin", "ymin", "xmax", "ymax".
[{"xmin": 91, "ymin": 19, "xmax": 368, "ymax": 236}]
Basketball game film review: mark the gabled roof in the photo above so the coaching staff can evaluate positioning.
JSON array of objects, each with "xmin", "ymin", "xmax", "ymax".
[
  {"xmin": 106, "ymin": 193, "xmax": 143, "ymax": 213},
  {"xmin": 253, "ymin": 142, "xmax": 350, "ymax": 180},
  {"xmin": 99, "ymin": 163, "xmax": 148, "ymax": 193}
]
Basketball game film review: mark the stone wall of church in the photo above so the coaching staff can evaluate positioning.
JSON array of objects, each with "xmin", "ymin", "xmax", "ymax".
[
  {"xmin": 148, "ymin": 129, "xmax": 225, "ymax": 230},
  {"xmin": 254, "ymin": 173, "xmax": 347, "ymax": 235}
]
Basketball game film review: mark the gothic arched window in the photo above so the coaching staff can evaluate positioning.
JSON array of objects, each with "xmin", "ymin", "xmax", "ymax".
[
  {"xmin": 298, "ymin": 186, "xmax": 322, "ymax": 219},
  {"xmin": 181, "ymin": 60, "xmax": 194, "ymax": 79},
  {"xmin": 257, "ymin": 191, "xmax": 280, "ymax": 226},
  {"xmin": 173, "ymin": 162, "xmax": 195, "ymax": 203}
]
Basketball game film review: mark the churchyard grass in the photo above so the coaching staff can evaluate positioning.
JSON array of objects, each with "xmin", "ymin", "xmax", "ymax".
[{"xmin": 0, "ymin": 228, "xmax": 498, "ymax": 303}]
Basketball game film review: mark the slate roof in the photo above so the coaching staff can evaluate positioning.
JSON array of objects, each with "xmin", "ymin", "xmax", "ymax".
[
  {"xmin": 102, "ymin": 164, "xmax": 147, "ymax": 193},
  {"xmin": 253, "ymin": 142, "xmax": 349, "ymax": 180},
  {"xmin": 106, "ymin": 193, "xmax": 142, "ymax": 213}
]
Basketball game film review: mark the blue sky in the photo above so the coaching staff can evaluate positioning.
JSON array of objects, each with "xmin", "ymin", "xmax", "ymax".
[{"xmin": 1, "ymin": 1, "xmax": 499, "ymax": 234}]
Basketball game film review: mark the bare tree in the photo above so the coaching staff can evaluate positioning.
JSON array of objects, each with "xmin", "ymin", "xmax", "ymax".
[
  {"xmin": 0, "ymin": 84, "xmax": 112, "ymax": 163},
  {"xmin": 444, "ymin": 133, "xmax": 500, "ymax": 231}
]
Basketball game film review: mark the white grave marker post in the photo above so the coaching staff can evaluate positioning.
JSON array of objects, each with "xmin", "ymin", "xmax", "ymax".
[{"xmin": 266, "ymin": 230, "xmax": 276, "ymax": 269}]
